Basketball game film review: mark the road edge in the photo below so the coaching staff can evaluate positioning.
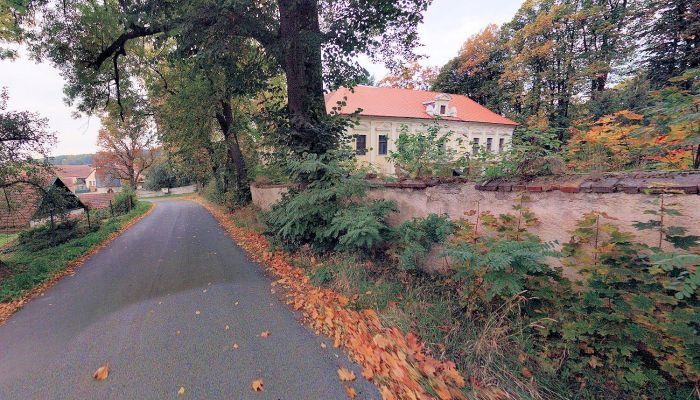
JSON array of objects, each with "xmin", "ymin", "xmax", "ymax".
[
  {"xmin": 192, "ymin": 196, "xmax": 470, "ymax": 400},
  {"xmin": 0, "ymin": 202, "xmax": 156, "ymax": 325}
]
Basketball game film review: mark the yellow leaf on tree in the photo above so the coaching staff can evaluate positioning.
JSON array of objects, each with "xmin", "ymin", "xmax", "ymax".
[{"xmin": 93, "ymin": 363, "xmax": 109, "ymax": 381}]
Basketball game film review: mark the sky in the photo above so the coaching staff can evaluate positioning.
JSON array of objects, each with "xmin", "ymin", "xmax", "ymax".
[{"xmin": 0, "ymin": 0, "xmax": 522, "ymax": 157}]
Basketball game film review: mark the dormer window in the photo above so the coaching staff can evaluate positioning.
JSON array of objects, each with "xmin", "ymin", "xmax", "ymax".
[{"xmin": 424, "ymin": 93, "xmax": 456, "ymax": 117}]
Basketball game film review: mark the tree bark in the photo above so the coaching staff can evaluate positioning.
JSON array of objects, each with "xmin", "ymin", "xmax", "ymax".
[
  {"xmin": 215, "ymin": 100, "xmax": 250, "ymax": 201},
  {"xmin": 278, "ymin": 0, "xmax": 328, "ymax": 154}
]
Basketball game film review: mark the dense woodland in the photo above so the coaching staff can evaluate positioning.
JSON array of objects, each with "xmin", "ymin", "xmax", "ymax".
[{"xmin": 430, "ymin": 0, "xmax": 700, "ymax": 171}]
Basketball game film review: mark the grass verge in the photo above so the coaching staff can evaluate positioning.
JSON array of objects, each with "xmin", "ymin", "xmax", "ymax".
[
  {"xmin": 0, "ymin": 201, "xmax": 154, "ymax": 323},
  {"xmin": 0, "ymin": 233, "xmax": 18, "ymax": 248}
]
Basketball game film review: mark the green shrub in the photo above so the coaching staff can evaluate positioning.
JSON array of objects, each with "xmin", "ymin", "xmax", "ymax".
[
  {"xmin": 540, "ymin": 215, "xmax": 700, "ymax": 398},
  {"xmin": 483, "ymin": 127, "xmax": 564, "ymax": 179},
  {"xmin": 18, "ymin": 219, "xmax": 81, "ymax": 251},
  {"xmin": 111, "ymin": 187, "xmax": 138, "ymax": 214},
  {"xmin": 393, "ymin": 214, "xmax": 455, "ymax": 270},
  {"xmin": 144, "ymin": 160, "xmax": 179, "ymax": 190},
  {"xmin": 388, "ymin": 121, "xmax": 460, "ymax": 178},
  {"xmin": 265, "ymin": 150, "xmax": 397, "ymax": 252}
]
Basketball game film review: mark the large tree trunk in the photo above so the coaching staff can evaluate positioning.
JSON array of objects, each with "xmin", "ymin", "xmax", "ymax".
[
  {"xmin": 215, "ymin": 100, "xmax": 250, "ymax": 202},
  {"xmin": 278, "ymin": 0, "xmax": 329, "ymax": 155}
]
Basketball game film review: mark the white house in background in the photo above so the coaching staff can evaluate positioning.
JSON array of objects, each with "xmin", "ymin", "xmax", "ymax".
[
  {"xmin": 86, "ymin": 169, "xmax": 122, "ymax": 193},
  {"xmin": 325, "ymin": 86, "xmax": 518, "ymax": 175}
]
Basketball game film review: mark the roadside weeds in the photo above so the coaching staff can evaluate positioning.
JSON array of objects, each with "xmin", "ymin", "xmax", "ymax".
[{"xmin": 195, "ymin": 196, "xmax": 481, "ymax": 400}]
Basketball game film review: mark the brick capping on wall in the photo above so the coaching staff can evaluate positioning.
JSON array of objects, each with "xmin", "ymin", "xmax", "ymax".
[
  {"xmin": 252, "ymin": 170, "xmax": 700, "ymax": 197},
  {"xmin": 371, "ymin": 170, "xmax": 700, "ymax": 194},
  {"xmin": 251, "ymin": 171, "xmax": 700, "ymax": 275}
]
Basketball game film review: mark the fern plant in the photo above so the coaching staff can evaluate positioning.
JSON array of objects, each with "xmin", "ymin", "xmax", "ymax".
[
  {"xmin": 265, "ymin": 149, "xmax": 397, "ymax": 252},
  {"xmin": 392, "ymin": 213, "xmax": 455, "ymax": 270}
]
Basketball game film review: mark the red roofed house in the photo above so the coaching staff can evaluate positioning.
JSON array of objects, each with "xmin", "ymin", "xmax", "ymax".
[
  {"xmin": 56, "ymin": 165, "xmax": 94, "ymax": 193},
  {"xmin": 78, "ymin": 192, "xmax": 116, "ymax": 210},
  {"xmin": 0, "ymin": 176, "xmax": 85, "ymax": 231},
  {"xmin": 325, "ymin": 86, "xmax": 518, "ymax": 174}
]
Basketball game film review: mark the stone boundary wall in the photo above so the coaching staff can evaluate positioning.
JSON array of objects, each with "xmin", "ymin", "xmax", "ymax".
[
  {"xmin": 251, "ymin": 172, "xmax": 700, "ymax": 274},
  {"xmin": 251, "ymin": 183, "xmax": 291, "ymax": 212}
]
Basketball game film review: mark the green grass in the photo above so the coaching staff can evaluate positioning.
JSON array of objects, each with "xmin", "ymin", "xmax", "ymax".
[
  {"xmin": 0, "ymin": 202, "xmax": 152, "ymax": 303},
  {"xmin": 0, "ymin": 233, "xmax": 18, "ymax": 248}
]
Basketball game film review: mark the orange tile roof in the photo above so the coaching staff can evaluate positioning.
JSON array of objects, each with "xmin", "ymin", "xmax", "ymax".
[
  {"xmin": 0, "ymin": 181, "xmax": 44, "ymax": 230},
  {"xmin": 325, "ymin": 86, "xmax": 518, "ymax": 126},
  {"xmin": 55, "ymin": 165, "xmax": 94, "ymax": 179},
  {"xmin": 55, "ymin": 165, "xmax": 94, "ymax": 193},
  {"xmin": 0, "ymin": 175, "xmax": 84, "ymax": 230},
  {"xmin": 78, "ymin": 192, "xmax": 116, "ymax": 210}
]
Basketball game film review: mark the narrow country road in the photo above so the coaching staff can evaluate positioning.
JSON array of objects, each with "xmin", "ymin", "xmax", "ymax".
[{"xmin": 0, "ymin": 199, "xmax": 379, "ymax": 399}]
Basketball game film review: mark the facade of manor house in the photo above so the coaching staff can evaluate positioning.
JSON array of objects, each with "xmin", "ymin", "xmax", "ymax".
[{"xmin": 325, "ymin": 86, "xmax": 518, "ymax": 175}]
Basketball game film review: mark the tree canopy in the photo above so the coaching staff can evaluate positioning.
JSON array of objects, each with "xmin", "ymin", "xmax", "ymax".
[{"xmin": 20, "ymin": 0, "xmax": 431, "ymax": 156}]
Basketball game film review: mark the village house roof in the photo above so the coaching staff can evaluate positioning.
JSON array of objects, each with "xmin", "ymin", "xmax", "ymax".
[
  {"xmin": 95, "ymin": 171, "xmax": 121, "ymax": 188},
  {"xmin": 325, "ymin": 86, "xmax": 518, "ymax": 126},
  {"xmin": 0, "ymin": 176, "xmax": 85, "ymax": 231},
  {"xmin": 79, "ymin": 192, "xmax": 116, "ymax": 209},
  {"xmin": 56, "ymin": 165, "xmax": 94, "ymax": 180},
  {"xmin": 55, "ymin": 164, "xmax": 95, "ymax": 193}
]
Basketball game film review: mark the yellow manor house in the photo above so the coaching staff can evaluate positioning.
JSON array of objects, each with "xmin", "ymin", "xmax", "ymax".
[{"xmin": 325, "ymin": 86, "xmax": 518, "ymax": 175}]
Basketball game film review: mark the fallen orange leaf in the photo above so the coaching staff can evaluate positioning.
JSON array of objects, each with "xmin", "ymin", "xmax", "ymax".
[
  {"xmin": 260, "ymin": 331, "xmax": 271, "ymax": 338},
  {"xmin": 345, "ymin": 385, "xmax": 357, "ymax": 399},
  {"xmin": 337, "ymin": 367, "xmax": 356, "ymax": 382},
  {"xmin": 251, "ymin": 378, "xmax": 264, "ymax": 392},
  {"xmin": 232, "ymin": 343, "xmax": 239, "ymax": 349},
  {"xmin": 93, "ymin": 363, "xmax": 109, "ymax": 381}
]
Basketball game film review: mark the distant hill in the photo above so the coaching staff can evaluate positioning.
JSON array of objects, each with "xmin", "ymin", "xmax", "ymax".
[{"xmin": 50, "ymin": 153, "xmax": 95, "ymax": 165}]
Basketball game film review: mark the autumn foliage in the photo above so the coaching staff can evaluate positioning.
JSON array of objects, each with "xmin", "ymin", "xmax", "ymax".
[
  {"xmin": 196, "ymin": 198, "xmax": 489, "ymax": 400},
  {"xmin": 378, "ymin": 62, "xmax": 439, "ymax": 91}
]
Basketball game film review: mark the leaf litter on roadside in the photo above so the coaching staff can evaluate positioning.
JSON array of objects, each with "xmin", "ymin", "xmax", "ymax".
[
  {"xmin": 93, "ymin": 363, "xmax": 109, "ymax": 381},
  {"xmin": 251, "ymin": 378, "xmax": 264, "ymax": 392},
  {"xmin": 198, "ymin": 198, "xmax": 480, "ymax": 400}
]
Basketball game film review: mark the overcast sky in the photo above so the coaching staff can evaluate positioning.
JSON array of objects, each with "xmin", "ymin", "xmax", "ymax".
[{"xmin": 0, "ymin": 0, "xmax": 522, "ymax": 157}]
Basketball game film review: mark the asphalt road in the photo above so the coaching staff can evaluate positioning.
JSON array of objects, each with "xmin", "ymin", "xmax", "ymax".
[{"xmin": 0, "ymin": 199, "xmax": 379, "ymax": 399}]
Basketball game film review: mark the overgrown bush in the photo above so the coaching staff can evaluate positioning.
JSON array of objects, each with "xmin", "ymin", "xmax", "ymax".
[
  {"xmin": 392, "ymin": 213, "xmax": 455, "ymax": 270},
  {"xmin": 145, "ymin": 160, "xmax": 191, "ymax": 190},
  {"xmin": 444, "ymin": 200, "xmax": 700, "ymax": 398},
  {"xmin": 389, "ymin": 121, "xmax": 461, "ymax": 178},
  {"xmin": 111, "ymin": 187, "xmax": 138, "ymax": 214},
  {"xmin": 483, "ymin": 128, "xmax": 565, "ymax": 179},
  {"xmin": 18, "ymin": 219, "xmax": 81, "ymax": 251},
  {"xmin": 265, "ymin": 149, "xmax": 397, "ymax": 252}
]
